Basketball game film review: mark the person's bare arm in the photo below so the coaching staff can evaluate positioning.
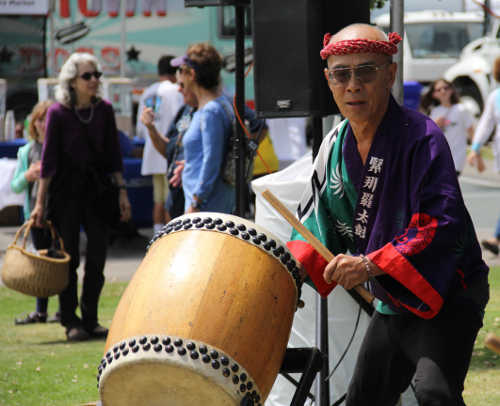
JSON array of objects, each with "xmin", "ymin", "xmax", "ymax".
[
  {"xmin": 467, "ymin": 125, "xmax": 474, "ymax": 143},
  {"xmin": 112, "ymin": 172, "xmax": 132, "ymax": 222},
  {"xmin": 169, "ymin": 160, "xmax": 185, "ymax": 187},
  {"xmin": 467, "ymin": 150, "xmax": 486, "ymax": 172},
  {"xmin": 30, "ymin": 176, "xmax": 51, "ymax": 227},
  {"xmin": 140, "ymin": 107, "xmax": 169, "ymax": 157}
]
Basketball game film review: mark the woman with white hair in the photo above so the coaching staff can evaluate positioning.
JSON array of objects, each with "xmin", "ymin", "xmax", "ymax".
[{"xmin": 30, "ymin": 52, "xmax": 131, "ymax": 341}]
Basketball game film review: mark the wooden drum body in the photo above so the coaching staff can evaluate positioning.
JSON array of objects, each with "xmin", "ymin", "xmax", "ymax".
[{"xmin": 98, "ymin": 213, "xmax": 302, "ymax": 406}]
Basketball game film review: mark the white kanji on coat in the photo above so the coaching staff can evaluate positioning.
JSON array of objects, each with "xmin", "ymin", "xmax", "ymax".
[
  {"xmin": 354, "ymin": 224, "xmax": 367, "ymax": 239},
  {"xmin": 360, "ymin": 192, "xmax": 374, "ymax": 208},
  {"xmin": 368, "ymin": 156, "xmax": 384, "ymax": 174},
  {"xmin": 356, "ymin": 209, "xmax": 369, "ymax": 224},
  {"xmin": 363, "ymin": 176, "xmax": 378, "ymax": 193}
]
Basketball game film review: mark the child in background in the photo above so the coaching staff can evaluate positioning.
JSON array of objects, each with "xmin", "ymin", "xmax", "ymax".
[
  {"xmin": 420, "ymin": 79, "xmax": 475, "ymax": 176},
  {"xmin": 11, "ymin": 100, "xmax": 60, "ymax": 325}
]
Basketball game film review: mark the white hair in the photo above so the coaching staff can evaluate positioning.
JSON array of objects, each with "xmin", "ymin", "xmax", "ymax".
[{"xmin": 54, "ymin": 52, "xmax": 102, "ymax": 106}]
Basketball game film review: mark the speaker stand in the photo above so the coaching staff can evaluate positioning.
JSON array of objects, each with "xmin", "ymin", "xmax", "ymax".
[
  {"xmin": 234, "ymin": 2, "xmax": 247, "ymax": 216},
  {"xmin": 316, "ymin": 296, "xmax": 330, "ymax": 405},
  {"xmin": 280, "ymin": 347, "xmax": 326, "ymax": 405}
]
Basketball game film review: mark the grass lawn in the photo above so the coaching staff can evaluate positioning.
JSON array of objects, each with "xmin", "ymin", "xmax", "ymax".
[
  {"xmin": 0, "ymin": 283, "xmax": 126, "ymax": 406},
  {"xmin": 463, "ymin": 266, "xmax": 500, "ymax": 405},
  {"xmin": 0, "ymin": 269, "xmax": 498, "ymax": 406}
]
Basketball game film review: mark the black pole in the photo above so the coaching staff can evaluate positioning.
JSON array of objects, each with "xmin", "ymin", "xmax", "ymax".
[
  {"xmin": 484, "ymin": 0, "xmax": 491, "ymax": 36},
  {"xmin": 311, "ymin": 115, "xmax": 330, "ymax": 406},
  {"xmin": 311, "ymin": 115, "xmax": 323, "ymax": 159},
  {"xmin": 42, "ymin": 16, "xmax": 48, "ymax": 78},
  {"xmin": 234, "ymin": 3, "xmax": 246, "ymax": 216},
  {"xmin": 319, "ymin": 297, "xmax": 330, "ymax": 405}
]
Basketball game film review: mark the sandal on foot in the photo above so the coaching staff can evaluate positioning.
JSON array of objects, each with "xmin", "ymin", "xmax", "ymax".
[{"xmin": 14, "ymin": 312, "xmax": 47, "ymax": 325}]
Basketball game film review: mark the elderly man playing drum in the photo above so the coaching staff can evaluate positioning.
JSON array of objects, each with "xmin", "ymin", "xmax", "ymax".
[{"xmin": 287, "ymin": 24, "xmax": 489, "ymax": 405}]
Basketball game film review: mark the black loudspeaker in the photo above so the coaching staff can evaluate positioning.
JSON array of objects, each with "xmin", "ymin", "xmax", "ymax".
[{"xmin": 252, "ymin": 0, "xmax": 370, "ymax": 118}]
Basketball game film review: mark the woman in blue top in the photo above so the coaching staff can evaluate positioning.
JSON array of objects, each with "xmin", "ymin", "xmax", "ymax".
[{"xmin": 171, "ymin": 43, "xmax": 235, "ymax": 214}]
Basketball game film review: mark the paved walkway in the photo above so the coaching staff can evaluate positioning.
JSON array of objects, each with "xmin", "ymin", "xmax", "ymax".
[
  {"xmin": 461, "ymin": 153, "xmax": 500, "ymax": 188},
  {"xmin": 460, "ymin": 155, "xmax": 500, "ymax": 266}
]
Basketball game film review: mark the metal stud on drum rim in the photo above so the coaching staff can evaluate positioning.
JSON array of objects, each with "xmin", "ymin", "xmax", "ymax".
[{"xmin": 99, "ymin": 335, "xmax": 263, "ymax": 405}]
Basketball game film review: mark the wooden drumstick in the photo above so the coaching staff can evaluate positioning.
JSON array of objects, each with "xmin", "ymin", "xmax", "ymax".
[
  {"xmin": 262, "ymin": 189, "xmax": 375, "ymax": 305},
  {"xmin": 485, "ymin": 333, "xmax": 500, "ymax": 355}
]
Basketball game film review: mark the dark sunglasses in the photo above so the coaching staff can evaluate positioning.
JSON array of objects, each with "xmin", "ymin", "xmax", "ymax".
[
  {"xmin": 80, "ymin": 71, "xmax": 102, "ymax": 81},
  {"xmin": 327, "ymin": 63, "xmax": 389, "ymax": 85}
]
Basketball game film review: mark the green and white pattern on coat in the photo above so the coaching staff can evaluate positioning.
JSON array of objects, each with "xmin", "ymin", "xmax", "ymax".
[{"xmin": 291, "ymin": 120, "xmax": 358, "ymax": 256}]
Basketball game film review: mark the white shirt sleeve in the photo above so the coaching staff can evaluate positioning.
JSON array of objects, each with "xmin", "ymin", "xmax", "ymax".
[{"xmin": 472, "ymin": 90, "xmax": 498, "ymax": 149}]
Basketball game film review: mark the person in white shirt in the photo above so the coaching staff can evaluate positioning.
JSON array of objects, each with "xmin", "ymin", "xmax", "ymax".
[
  {"xmin": 467, "ymin": 56, "xmax": 500, "ymax": 255},
  {"xmin": 136, "ymin": 55, "xmax": 184, "ymax": 234},
  {"xmin": 420, "ymin": 79, "xmax": 475, "ymax": 176}
]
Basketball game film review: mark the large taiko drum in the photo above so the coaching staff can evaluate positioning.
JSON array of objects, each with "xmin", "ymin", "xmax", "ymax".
[{"xmin": 98, "ymin": 213, "xmax": 302, "ymax": 406}]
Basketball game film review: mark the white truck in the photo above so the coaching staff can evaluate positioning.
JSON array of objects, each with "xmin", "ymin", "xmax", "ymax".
[
  {"xmin": 444, "ymin": 18, "xmax": 500, "ymax": 117},
  {"xmin": 374, "ymin": 10, "xmax": 484, "ymax": 83}
]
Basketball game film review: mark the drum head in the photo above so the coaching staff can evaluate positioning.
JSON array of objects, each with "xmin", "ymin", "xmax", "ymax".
[{"xmin": 101, "ymin": 361, "xmax": 236, "ymax": 406}]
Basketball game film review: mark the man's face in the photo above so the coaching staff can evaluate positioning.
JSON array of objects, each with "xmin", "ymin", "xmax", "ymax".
[{"xmin": 324, "ymin": 53, "xmax": 396, "ymax": 126}]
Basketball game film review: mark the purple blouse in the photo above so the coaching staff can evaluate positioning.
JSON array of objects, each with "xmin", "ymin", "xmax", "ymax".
[{"xmin": 41, "ymin": 100, "xmax": 123, "ymax": 178}]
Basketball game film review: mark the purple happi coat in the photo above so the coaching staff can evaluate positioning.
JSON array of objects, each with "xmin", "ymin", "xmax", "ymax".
[{"xmin": 288, "ymin": 96, "xmax": 488, "ymax": 319}]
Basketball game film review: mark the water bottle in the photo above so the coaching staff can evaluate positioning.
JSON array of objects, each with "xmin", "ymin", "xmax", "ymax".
[{"xmin": 4, "ymin": 110, "xmax": 15, "ymax": 141}]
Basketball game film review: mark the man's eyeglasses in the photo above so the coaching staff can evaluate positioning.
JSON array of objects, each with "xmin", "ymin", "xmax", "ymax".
[
  {"xmin": 80, "ymin": 71, "xmax": 102, "ymax": 81},
  {"xmin": 327, "ymin": 63, "xmax": 390, "ymax": 85}
]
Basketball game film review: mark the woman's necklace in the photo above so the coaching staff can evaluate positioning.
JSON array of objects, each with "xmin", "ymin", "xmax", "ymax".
[{"xmin": 74, "ymin": 103, "xmax": 94, "ymax": 124}]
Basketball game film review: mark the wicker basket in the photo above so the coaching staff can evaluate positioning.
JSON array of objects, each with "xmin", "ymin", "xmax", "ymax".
[{"xmin": 1, "ymin": 220, "xmax": 70, "ymax": 297}]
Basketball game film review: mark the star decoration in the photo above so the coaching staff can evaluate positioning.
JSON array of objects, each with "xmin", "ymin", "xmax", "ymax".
[
  {"xmin": 127, "ymin": 46, "xmax": 141, "ymax": 61},
  {"xmin": 0, "ymin": 46, "xmax": 14, "ymax": 63}
]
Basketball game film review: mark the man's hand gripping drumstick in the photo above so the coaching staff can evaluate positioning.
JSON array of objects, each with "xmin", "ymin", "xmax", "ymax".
[{"xmin": 262, "ymin": 190, "xmax": 375, "ymax": 305}]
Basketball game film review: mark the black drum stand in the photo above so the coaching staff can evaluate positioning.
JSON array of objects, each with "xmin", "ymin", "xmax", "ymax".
[{"xmin": 239, "ymin": 347, "xmax": 324, "ymax": 406}]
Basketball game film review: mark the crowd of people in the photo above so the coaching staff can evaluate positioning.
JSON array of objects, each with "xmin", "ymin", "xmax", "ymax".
[{"xmin": 10, "ymin": 42, "xmax": 275, "ymax": 341}]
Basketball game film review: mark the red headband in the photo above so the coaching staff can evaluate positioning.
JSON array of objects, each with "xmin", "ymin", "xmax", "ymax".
[{"xmin": 320, "ymin": 32, "xmax": 402, "ymax": 60}]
